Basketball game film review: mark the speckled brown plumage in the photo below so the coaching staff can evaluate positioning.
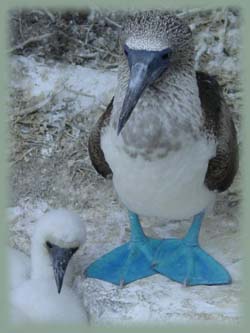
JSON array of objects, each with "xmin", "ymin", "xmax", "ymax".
[
  {"xmin": 197, "ymin": 72, "xmax": 239, "ymax": 192},
  {"xmin": 88, "ymin": 98, "xmax": 113, "ymax": 178}
]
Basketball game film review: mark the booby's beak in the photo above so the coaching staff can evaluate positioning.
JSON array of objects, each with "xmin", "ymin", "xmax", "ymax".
[
  {"xmin": 117, "ymin": 46, "xmax": 172, "ymax": 135},
  {"xmin": 47, "ymin": 242, "xmax": 78, "ymax": 294}
]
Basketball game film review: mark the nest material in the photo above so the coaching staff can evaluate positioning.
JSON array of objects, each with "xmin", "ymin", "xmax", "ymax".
[{"xmin": 9, "ymin": 9, "xmax": 122, "ymax": 68}]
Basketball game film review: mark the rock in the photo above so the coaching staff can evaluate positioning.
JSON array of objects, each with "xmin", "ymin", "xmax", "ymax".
[{"xmin": 9, "ymin": 55, "xmax": 117, "ymax": 117}]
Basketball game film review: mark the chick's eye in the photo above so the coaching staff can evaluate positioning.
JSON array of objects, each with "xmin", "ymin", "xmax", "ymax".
[
  {"xmin": 70, "ymin": 247, "xmax": 79, "ymax": 255},
  {"xmin": 124, "ymin": 46, "xmax": 129, "ymax": 57},
  {"xmin": 46, "ymin": 241, "xmax": 52, "ymax": 249}
]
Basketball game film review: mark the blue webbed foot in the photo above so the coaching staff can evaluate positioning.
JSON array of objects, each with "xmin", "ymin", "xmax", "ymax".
[
  {"xmin": 85, "ymin": 238, "xmax": 161, "ymax": 286},
  {"xmin": 85, "ymin": 211, "xmax": 160, "ymax": 286},
  {"xmin": 153, "ymin": 239, "xmax": 231, "ymax": 285},
  {"xmin": 153, "ymin": 211, "xmax": 232, "ymax": 286}
]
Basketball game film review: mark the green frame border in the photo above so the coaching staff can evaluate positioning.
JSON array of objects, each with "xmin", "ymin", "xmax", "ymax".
[{"xmin": 0, "ymin": 0, "xmax": 248, "ymax": 332}]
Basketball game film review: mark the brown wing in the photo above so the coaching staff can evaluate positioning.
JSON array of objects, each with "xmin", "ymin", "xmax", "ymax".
[
  {"xmin": 196, "ymin": 71, "xmax": 239, "ymax": 192},
  {"xmin": 88, "ymin": 98, "xmax": 113, "ymax": 178}
]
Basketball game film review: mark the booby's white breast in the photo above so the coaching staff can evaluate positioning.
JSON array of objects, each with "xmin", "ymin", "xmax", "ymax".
[{"xmin": 102, "ymin": 127, "xmax": 216, "ymax": 220}]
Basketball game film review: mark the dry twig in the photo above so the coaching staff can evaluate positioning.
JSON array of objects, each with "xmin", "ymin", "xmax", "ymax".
[
  {"xmin": 104, "ymin": 16, "xmax": 122, "ymax": 29},
  {"xmin": 8, "ymin": 32, "xmax": 54, "ymax": 53}
]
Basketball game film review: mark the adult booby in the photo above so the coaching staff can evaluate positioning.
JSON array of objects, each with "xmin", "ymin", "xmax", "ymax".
[
  {"xmin": 86, "ymin": 11, "xmax": 238, "ymax": 286},
  {"xmin": 11, "ymin": 209, "xmax": 88, "ymax": 323}
]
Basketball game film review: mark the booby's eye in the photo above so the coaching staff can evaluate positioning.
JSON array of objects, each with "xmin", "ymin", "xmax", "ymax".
[
  {"xmin": 162, "ymin": 53, "xmax": 169, "ymax": 60},
  {"xmin": 161, "ymin": 49, "xmax": 172, "ymax": 61}
]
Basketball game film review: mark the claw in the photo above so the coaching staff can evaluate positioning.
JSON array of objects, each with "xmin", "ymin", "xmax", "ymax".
[{"xmin": 119, "ymin": 279, "xmax": 125, "ymax": 288}]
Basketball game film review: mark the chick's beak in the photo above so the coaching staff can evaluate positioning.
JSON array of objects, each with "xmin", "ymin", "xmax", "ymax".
[{"xmin": 48, "ymin": 243, "xmax": 77, "ymax": 294}]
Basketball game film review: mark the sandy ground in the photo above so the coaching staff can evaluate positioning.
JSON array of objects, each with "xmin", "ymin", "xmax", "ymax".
[{"xmin": 8, "ymin": 7, "xmax": 242, "ymax": 325}]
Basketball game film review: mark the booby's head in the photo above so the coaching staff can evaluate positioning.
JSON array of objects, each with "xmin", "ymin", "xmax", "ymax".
[
  {"xmin": 32, "ymin": 209, "xmax": 86, "ymax": 294},
  {"xmin": 118, "ymin": 10, "xmax": 193, "ymax": 134}
]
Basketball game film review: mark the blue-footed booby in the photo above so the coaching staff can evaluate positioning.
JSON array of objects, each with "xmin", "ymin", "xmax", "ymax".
[
  {"xmin": 11, "ymin": 209, "xmax": 88, "ymax": 323},
  {"xmin": 86, "ymin": 11, "xmax": 238, "ymax": 286}
]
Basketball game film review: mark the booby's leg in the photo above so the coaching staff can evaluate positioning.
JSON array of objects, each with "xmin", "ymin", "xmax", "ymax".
[
  {"xmin": 85, "ymin": 211, "xmax": 161, "ymax": 286},
  {"xmin": 153, "ymin": 211, "xmax": 232, "ymax": 285}
]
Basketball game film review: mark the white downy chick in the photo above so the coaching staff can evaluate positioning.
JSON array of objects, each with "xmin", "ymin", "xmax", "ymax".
[
  {"xmin": 11, "ymin": 209, "xmax": 88, "ymax": 324},
  {"xmin": 9, "ymin": 247, "xmax": 30, "ymax": 290}
]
